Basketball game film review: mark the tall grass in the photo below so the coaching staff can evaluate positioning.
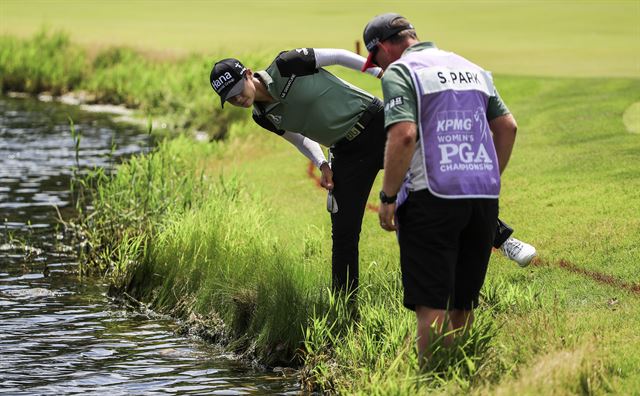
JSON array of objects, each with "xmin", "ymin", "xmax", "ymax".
[
  {"xmin": 81, "ymin": 132, "xmax": 325, "ymax": 364},
  {"xmin": 0, "ymin": 29, "xmax": 85, "ymax": 94},
  {"xmin": 300, "ymin": 270, "xmax": 515, "ymax": 394},
  {"xmin": 126, "ymin": 179, "xmax": 330, "ymax": 364},
  {"xmin": 0, "ymin": 30, "xmax": 251, "ymax": 139},
  {"xmin": 79, "ymin": 137, "xmax": 512, "ymax": 394},
  {"xmin": 81, "ymin": 134, "xmax": 216, "ymax": 276}
]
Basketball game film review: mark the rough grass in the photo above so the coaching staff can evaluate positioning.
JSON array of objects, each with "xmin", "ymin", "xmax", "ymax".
[
  {"xmin": 0, "ymin": 30, "xmax": 252, "ymax": 139},
  {"xmin": 0, "ymin": 30, "xmax": 85, "ymax": 94}
]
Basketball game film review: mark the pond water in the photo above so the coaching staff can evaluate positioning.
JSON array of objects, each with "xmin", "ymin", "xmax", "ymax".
[{"xmin": 0, "ymin": 97, "xmax": 299, "ymax": 395}]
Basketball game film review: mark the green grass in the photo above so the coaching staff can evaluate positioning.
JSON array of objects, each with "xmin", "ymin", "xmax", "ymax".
[
  {"xmin": 79, "ymin": 72, "xmax": 640, "ymax": 394},
  {"xmin": 1, "ymin": 0, "xmax": 638, "ymax": 77},
  {"xmin": 2, "ymin": 2, "xmax": 639, "ymax": 392},
  {"xmin": 0, "ymin": 30, "xmax": 85, "ymax": 94},
  {"xmin": 0, "ymin": 29, "xmax": 258, "ymax": 139}
]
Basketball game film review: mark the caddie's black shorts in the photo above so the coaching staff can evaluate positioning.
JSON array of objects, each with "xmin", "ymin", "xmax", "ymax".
[{"xmin": 396, "ymin": 189, "xmax": 498, "ymax": 311}]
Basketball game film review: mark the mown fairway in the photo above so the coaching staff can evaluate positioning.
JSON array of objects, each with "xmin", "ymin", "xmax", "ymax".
[
  {"xmin": 1, "ymin": 0, "xmax": 639, "ymax": 77},
  {"xmin": 2, "ymin": 0, "xmax": 639, "ymax": 394}
]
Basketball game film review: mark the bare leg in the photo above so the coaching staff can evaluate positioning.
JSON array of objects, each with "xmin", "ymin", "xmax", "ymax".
[
  {"xmin": 449, "ymin": 309, "xmax": 473, "ymax": 331},
  {"xmin": 416, "ymin": 307, "xmax": 477, "ymax": 367},
  {"xmin": 415, "ymin": 305, "xmax": 450, "ymax": 364}
]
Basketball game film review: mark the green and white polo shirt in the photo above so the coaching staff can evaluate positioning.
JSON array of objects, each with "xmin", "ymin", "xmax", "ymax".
[{"xmin": 252, "ymin": 48, "xmax": 376, "ymax": 146}]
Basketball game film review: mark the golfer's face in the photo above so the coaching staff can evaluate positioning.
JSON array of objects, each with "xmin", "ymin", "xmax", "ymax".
[{"xmin": 228, "ymin": 74, "xmax": 255, "ymax": 108}]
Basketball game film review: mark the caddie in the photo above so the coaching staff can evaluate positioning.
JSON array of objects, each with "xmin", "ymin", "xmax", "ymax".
[
  {"xmin": 209, "ymin": 47, "xmax": 535, "ymax": 300},
  {"xmin": 361, "ymin": 13, "xmax": 523, "ymax": 358}
]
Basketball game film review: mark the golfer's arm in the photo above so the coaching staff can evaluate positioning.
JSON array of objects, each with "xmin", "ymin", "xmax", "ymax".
[
  {"xmin": 281, "ymin": 131, "xmax": 327, "ymax": 168},
  {"xmin": 382, "ymin": 121, "xmax": 417, "ymax": 196},
  {"xmin": 489, "ymin": 114, "xmax": 517, "ymax": 174},
  {"xmin": 314, "ymin": 48, "xmax": 382, "ymax": 77}
]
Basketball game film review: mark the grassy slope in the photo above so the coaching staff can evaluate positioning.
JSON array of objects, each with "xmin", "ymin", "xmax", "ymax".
[
  {"xmin": 100, "ymin": 73, "xmax": 639, "ymax": 394},
  {"xmin": 1, "ymin": 0, "xmax": 639, "ymax": 77},
  {"xmin": 201, "ymin": 72, "xmax": 640, "ymax": 393}
]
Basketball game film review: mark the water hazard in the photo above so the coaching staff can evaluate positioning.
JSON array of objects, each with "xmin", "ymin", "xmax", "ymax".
[{"xmin": 0, "ymin": 97, "xmax": 299, "ymax": 395}]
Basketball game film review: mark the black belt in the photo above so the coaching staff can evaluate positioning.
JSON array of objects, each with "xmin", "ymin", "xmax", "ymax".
[{"xmin": 333, "ymin": 98, "xmax": 383, "ymax": 148}]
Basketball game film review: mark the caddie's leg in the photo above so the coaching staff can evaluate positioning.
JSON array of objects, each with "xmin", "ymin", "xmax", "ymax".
[
  {"xmin": 454, "ymin": 198, "xmax": 498, "ymax": 329},
  {"xmin": 415, "ymin": 306, "xmax": 450, "ymax": 364},
  {"xmin": 449, "ymin": 310, "xmax": 473, "ymax": 331}
]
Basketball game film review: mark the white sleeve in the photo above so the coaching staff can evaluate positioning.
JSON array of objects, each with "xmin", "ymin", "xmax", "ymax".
[
  {"xmin": 281, "ymin": 131, "xmax": 327, "ymax": 169},
  {"xmin": 314, "ymin": 48, "xmax": 382, "ymax": 77}
]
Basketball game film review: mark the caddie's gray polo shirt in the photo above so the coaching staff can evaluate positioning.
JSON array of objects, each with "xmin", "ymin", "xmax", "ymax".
[
  {"xmin": 253, "ymin": 49, "xmax": 376, "ymax": 146},
  {"xmin": 382, "ymin": 42, "xmax": 510, "ymax": 129}
]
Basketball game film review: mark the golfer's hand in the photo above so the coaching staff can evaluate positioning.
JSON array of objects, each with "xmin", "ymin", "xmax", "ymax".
[
  {"xmin": 320, "ymin": 162, "xmax": 334, "ymax": 190},
  {"xmin": 378, "ymin": 202, "xmax": 397, "ymax": 231}
]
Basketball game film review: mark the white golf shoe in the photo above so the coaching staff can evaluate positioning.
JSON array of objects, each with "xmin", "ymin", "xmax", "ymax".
[{"xmin": 500, "ymin": 237, "xmax": 537, "ymax": 267}]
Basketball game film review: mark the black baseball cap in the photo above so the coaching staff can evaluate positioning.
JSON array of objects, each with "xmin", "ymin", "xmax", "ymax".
[
  {"xmin": 210, "ymin": 58, "xmax": 247, "ymax": 107},
  {"xmin": 361, "ymin": 13, "xmax": 413, "ymax": 71}
]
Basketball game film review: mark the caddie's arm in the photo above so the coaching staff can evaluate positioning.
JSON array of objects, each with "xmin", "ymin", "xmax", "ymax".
[
  {"xmin": 489, "ymin": 114, "xmax": 518, "ymax": 174},
  {"xmin": 379, "ymin": 121, "xmax": 417, "ymax": 231},
  {"xmin": 377, "ymin": 63, "xmax": 418, "ymax": 231}
]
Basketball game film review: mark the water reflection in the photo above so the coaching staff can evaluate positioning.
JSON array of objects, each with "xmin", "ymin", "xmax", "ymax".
[{"xmin": 0, "ymin": 97, "xmax": 299, "ymax": 395}]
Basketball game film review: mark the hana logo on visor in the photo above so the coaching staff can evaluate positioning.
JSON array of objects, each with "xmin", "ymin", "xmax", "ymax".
[{"xmin": 211, "ymin": 72, "xmax": 235, "ymax": 92}]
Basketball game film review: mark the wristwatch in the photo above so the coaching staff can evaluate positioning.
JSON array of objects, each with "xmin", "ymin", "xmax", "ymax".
[{"xmin": 379, "ymin": 190, "xmax": 397, "ymax": 204}]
